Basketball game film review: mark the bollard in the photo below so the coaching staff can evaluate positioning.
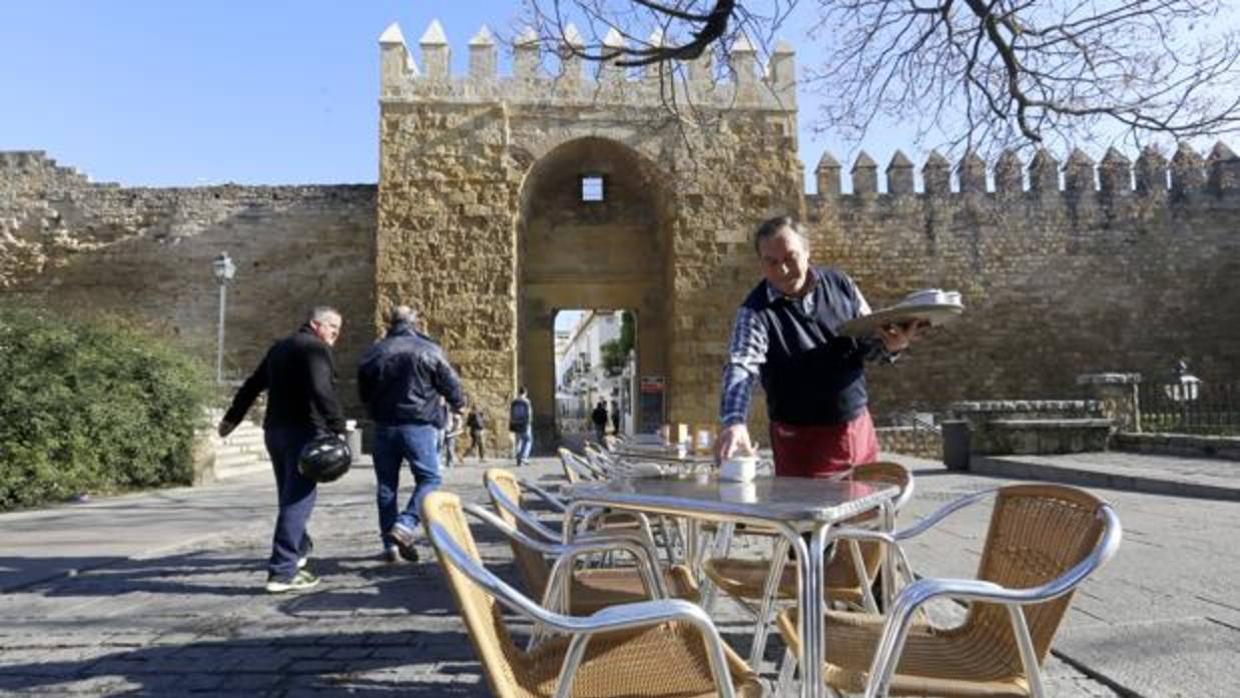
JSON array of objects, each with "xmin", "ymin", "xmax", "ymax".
[{"xmin": 941, "ymin": 420, "xmax": 971, "ymax": 471}]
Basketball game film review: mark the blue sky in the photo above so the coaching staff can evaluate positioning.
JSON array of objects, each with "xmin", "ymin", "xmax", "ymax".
[{"xmin": 0, "ymin": 2, "xmax": 910, "ymax": 187}]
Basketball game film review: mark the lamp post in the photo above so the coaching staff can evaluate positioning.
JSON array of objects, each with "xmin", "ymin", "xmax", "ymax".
[
  {"xmin": 212, "ymin": 252, "xmax": 236, "ymax": 384},
  {"xmin": 1163, "ymin": 359, "xmax": 1201, "ymax": 431}
]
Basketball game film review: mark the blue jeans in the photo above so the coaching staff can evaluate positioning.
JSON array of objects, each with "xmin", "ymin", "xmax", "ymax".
[
  {"xmin": 264, "ymin": 425, "xmax": 318, "ymax": 580},
  {"xmin": 373, "ymin": 423, "xmax": 440, "ymax": 547},
  {"xmin": 514, "ymin": 426, "xmax": 533, "ymax": 464}
]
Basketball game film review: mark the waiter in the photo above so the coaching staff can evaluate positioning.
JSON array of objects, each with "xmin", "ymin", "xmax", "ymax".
[{"xmin": 715, "ymin": 215, "xmax": 923, "ymax": 476}]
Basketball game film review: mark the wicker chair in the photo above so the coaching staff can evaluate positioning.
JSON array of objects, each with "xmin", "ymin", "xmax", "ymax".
[
  {"xmin": 699, "ymin": 461, "xmax": 916, "ymax": 666},
  {"xmin": 558, "ymin": 447, "xmax": 606, "ymax": 483},
  {"xmin": 775, "ymin": 483, "xmax": 1122, "ymax": 698},
  {"xmin": 422, "ymin": 490, "xmax": 765, "ymax": 698},
  {"xmin": 483, "ymin": 468, "xmax": 699, "ymax": 616}
]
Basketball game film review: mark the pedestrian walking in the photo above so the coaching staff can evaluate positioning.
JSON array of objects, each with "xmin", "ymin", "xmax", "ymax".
[
  {"xmin": 609, "ymin": 400, "xmax": 621, "ymax": 435},
  {"xmin": 590, "ymin": 399, "xmax": 608, "ymax": 443},
  {"xmin": 218, "ymin": 305, "xmax": 345, "ymax": 593},
  {"xmin": 442, "ymin": 406, "xmax": 463, "ymax": 468},
  {"xmin": 464, "ymin": 407, "xmax": 487, "ymax": 461},
  {"xmin": 509, "ymin": 387, "xmax": 533, "ymax": 466},
  {"xmin": 357, "ymin": 305, "xmax": 465, "ymax": 564}
]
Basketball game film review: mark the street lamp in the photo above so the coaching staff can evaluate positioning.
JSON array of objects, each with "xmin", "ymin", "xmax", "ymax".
[
  {"xmin": 1163, "ymin": 359, "xmax": 1201, "ymax": 430},
  {"xmin": 212, "ymin": 252, "xmax": 236, "ymax": 384}
]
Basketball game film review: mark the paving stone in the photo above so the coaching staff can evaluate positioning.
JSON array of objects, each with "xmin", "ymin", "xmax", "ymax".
[{"xmin": 4, "ymin": 457, "xmax": 1230, "ymax": 696}]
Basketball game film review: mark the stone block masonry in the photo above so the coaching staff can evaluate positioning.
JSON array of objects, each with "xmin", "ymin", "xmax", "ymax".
[{"xmin": 0, "ymin": 151, "xmax": 377, "ymax": 416}]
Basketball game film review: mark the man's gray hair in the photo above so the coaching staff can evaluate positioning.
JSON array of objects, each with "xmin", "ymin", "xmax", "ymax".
[
  {"xmin": 388, "ymin": 305, "xmax": 416, "ymax": 327},
  {"xmin": 753, "ymin": 215, "xmax": 807, "ymax": 254},
  {"xmin": 308, "ymin": 305, "xmax": 341, "ymax": 323}
]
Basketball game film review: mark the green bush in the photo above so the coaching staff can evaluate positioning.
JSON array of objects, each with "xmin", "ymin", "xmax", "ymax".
[{"xmin": 0, "ymin": 307, "xmax": 211, "ymax": 511}]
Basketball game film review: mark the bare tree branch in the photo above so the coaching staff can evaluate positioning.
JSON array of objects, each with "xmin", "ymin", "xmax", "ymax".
[{"xmin": 520, "ymin": 0, "xmax": 1240, "ymax": 154}]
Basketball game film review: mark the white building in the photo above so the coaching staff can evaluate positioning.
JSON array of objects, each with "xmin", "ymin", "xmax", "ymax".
[{"xmin": 555, "ymin": 310, "xmax": 635, "ymax": 435}]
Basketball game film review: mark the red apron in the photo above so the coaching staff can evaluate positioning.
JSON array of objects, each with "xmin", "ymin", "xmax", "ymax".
[{"xmin": 770, "ymin": 408, "xmax": 879, "ymax": 478}]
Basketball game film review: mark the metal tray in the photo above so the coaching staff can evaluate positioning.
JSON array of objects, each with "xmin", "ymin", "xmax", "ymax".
[{"xmin": 837, "ymin": 303, "xmax": 963, "ymax": 337}]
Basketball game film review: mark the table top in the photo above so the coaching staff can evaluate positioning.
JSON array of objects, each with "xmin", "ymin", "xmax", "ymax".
[{"xmin": 565, "ymin": 475, "xmax": 898, "ymax": 524}]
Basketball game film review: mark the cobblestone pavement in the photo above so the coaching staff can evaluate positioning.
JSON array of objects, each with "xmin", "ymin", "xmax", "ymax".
[{"xmin": 0, "ymin": 455, "xmax": 1147, "ymax": 696}]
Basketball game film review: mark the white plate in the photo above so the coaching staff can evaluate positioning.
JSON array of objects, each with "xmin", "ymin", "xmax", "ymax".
[{"xmin": 837, "ymin": 303, "xmax": 964, "ymax": 337}]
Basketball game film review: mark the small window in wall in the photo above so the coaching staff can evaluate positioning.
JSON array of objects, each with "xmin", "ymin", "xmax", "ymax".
[{"xmin": 580, "ymin": 174, "xmax": 605, "ymax": 202}]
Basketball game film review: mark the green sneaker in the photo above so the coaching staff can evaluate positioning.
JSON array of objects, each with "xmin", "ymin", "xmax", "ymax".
[{"xmin": 265, "ymin": 569, "xmax": 320, "ymax": 593}]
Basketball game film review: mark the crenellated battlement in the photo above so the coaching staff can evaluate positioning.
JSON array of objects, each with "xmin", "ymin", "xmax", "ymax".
[
  {"xmin": 812, "ymin": 143, "xmax": 1240, "ymax": 199},
  {"xmin": 377, "ymin": 19, "xmax": 796, "ymax": 112}
]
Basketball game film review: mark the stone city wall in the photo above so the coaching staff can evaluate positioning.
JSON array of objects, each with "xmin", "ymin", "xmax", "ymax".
[
  {"xmin": 800, "ymin": 144, "xmax": 1240, "ymax": 421},
  {"xmin": 0, "ymin": 151, "xmax": 377, "ymax": 415}
]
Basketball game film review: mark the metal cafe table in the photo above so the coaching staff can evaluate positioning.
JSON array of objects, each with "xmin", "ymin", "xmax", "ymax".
[{"xmin": 563, "ymin": 474, "xmax": 899, "ymax": 698}]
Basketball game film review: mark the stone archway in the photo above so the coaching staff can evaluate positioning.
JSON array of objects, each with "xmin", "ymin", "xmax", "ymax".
[{"xmin": 516, "ymin": 137, "xmax": 672, "ymax": 450}]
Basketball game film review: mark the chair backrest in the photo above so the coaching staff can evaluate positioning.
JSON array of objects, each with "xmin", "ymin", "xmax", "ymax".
[
  {"xmin": 826, "ymin": 461, "xmax": 914, "ymax": 590},
  {"xmin": 968, "ymin": 484, "xmax": 1110, "ymax": 663},
  {"xmin": 582, "ymin": 442, "xmax": 614, "ymax": 476},
  {"xmin": 483, "ymin": 468, "xmax": 551, "ymax": 598},
  {"xmin": 557, "ymin": 447, "xmax": 581, "ymax": 484},
  {"xmin": 420, "ymin": 490, "xmax": 530, "ymax": 698}
]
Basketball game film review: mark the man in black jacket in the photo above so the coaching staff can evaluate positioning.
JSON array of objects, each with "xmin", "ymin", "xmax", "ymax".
[
  {"xmin": 358, "ymin": 305, "xmax": 465, "ymax": 563},
  {"xmin": 219, "ymin": 305, "xmax": 345, "ymax": 593}
]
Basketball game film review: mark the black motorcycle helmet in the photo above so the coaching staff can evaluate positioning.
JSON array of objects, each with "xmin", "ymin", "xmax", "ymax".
[{"xmin": 298, "ymin": 434, "xmax": 352, "ymax": 483}]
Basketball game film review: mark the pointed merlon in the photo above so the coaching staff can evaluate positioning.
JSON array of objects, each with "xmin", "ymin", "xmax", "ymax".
[
  {"xmin": 421, "ymin": 19, "xmax": 448, "ymax": 45},
  {"xmin": 924, "ymin": 150, "xmax": 950, "ymax": 168},
  {"xmin": 379, "ymin": 22, "xmax": 405, "ymax": 45},
  {"xmin": 1101, "ymin": 147, "xmax": 1131, "ymax": 167},
  {"xmin": 563, "ymin": 23, "xmax": 585, "ymax": 48},
  {"xmin": 1066, "ymin": 148, "xmax": 1095, "ymax": 166},
  {"xmin": 773, "ymin": 39, "xmax": 795, "ymax": 55},
  {"xmin": 731, "ymin": 32, "xmax": 756, "ymax": 53},
  {"xmin": 1172, "ymin": 142, "xmax": 1202, "ymax": 164},
  {"xmin": 470, "ymin": 25, "xmax": 494, "ymax": 46},
  {"xmin": 816, "ymin": 151, "xmax": 840, "ymax": 170},
  {"xmin": 1210, "ymin": 141, "xmax": 1236, "ymax": 160},
  {"xmin": 958, "ymin": 150, "xmax": 985, "ymax": 169},
  {"xmin": 1029, "ymin": 148, "xmax": 1059, "ymax": 168},
  {"xmin": 603, "ymin": 27, "xmax": 624, "ymax": 49},
  {"xmin": 852, "ymin": 151, "xmax": 876, "ymax": 171},
  {"xmin": 516, "ymin": 26, "xmax": 539, "ymax": 47},
  {"xmin": 648, "ymin": 28, "xmax": 666, "ymax": 47},
  {"xmin": 887, "ymin": 150, "xmax": 913, "ymax": 169}
]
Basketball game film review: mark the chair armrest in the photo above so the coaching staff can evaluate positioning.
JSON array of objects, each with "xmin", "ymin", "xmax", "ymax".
[
  {"xmin": 890, "ymin": 487, "xmax": 1000, "ymax": 541},
  {"xmin": 518, "ymin": 477, "xmax": 567, "ymax": 513},
  {"xmin": 464, "ymin": 504, "xmax": 669, "ymax": 600}
]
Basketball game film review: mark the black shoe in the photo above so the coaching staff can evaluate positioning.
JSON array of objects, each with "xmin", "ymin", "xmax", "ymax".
[{"xmin": 396, "ymin": 541, "xmax": 419, "ymax": 563}]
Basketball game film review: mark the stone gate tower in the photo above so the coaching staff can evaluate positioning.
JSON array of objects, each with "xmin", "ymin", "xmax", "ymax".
[{"xmin": 376, "ymin": 20, "xmax": 804, "ymax": 449}]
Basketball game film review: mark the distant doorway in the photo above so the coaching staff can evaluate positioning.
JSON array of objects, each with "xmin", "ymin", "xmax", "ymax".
[
  {"xmin": 554, "ymin": 309, "xmax": 637, "ymax": 441},
  {"xmin": 515, "ymin": 136, "xmax": 672, "ymax": 451}
]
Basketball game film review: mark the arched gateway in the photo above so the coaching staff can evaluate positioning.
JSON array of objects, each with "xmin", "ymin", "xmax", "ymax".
[{"xmin": 374, "ymin": 20, "xmax": 802, "ymax": 454}]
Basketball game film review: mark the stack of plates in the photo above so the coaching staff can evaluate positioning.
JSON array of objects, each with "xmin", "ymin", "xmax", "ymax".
[{"xmin": 838, "ymin": 288, "xmax": 965, "ymax": 337}]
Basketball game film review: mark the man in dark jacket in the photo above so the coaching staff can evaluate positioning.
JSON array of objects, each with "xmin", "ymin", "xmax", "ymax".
[
  {"xmin": 219, "ymin": 305, "xmax": 345, "ymax": 593},
  {"xmin": 358, "ymin": 305, "xmax": 465, "ymax": 563},
  {"xmin": 590, "ymin": 400, "xmax": 608, "ymax": 443}
]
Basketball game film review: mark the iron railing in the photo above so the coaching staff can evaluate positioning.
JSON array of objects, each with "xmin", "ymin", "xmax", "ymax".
[{"xmin": 1139, "ymin": 381, "xmax": 1240, "ymax": 435}]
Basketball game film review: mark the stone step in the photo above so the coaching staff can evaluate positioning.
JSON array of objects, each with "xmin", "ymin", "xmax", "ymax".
[
  {"xmin": 218, "ymin": 438, "xmax": 266, "ymax": 456},
  {"xmin": 215, "ymin": 451, "xmax": 268, "ymax": 470},
  {"xmin": 213, "ymin": 460, "xmax": 272, "ymax": 481},
  {"xmin": 221, "ymin": 427, "xmax": 265, "ymax": 446}
]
